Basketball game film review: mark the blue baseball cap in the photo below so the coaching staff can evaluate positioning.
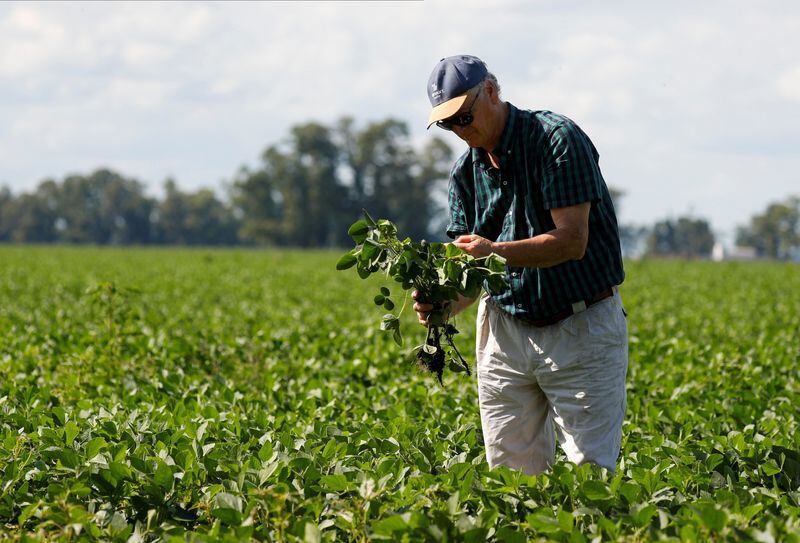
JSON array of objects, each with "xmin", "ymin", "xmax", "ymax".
[{"xmin": 426, "ymin": 55, "xmax": 488, "ymax": 129}]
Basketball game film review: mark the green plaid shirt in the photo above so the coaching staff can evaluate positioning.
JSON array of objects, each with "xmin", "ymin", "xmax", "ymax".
[{"xmin": 446, "ymin": 103, "xmax": 625, "ymax": 321}]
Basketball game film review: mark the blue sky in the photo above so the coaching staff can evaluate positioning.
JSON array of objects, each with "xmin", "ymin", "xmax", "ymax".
[{"xmin": 1, "ymin": 1, "xmax": 798, "ymax": 243}]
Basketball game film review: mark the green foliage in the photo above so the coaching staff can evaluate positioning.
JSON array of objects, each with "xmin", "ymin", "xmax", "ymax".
[
  {"xmin": 338, "ymin": 211, "xmax": 507, "ymax": 383},
  {"xmin": 0, "ymin": 247, "xmax": 798, "ymax": 541},
  {"xmin": 736, "ymin": 195, "xmax": 800, "ymax": 260},
  {"xmin": 231, "ymin": 117, "xmax": 453, "ymax": 247},
  {"xmin": 0, "ymin": 170, "xmax": 239, "ymax": 246},
  {"xmin": 0, "ymin": 118, "xmax": 454, "ymax": 247},
  {"xmin": 155, "ymin": 179, "xmax": 239, "ymax": 245},
  {"xmin": 646, "ymin": 216, "xmax": 716, "ymax": 258}
]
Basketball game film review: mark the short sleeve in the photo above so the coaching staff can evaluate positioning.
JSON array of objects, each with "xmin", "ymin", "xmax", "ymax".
[
  {"xmin": 540, "ymin": 120, "xmax": 604, "ymax": 210},
  {"xmin": 446, "ymin": 178, "xmax": 469, "ymax": 239}
]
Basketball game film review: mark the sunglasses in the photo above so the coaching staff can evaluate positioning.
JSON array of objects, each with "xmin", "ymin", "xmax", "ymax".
[{"xmin": 436, "ymin": 86, "xmax": 482, "ymax": 131}]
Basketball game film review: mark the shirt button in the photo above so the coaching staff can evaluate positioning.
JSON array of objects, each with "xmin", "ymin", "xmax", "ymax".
[
  {"xmin": 517, "ymin": 303, "xmax": 523, "ymax": 309},
  {"xmin": 507, "ymin": 150, "xmax": 512, "ymax": 155},
  {"xmin": 503, "ymin": 181, "xmax": 508, "ymax": 186},
  {"xmin": 511, "ymin": 272, "xmax": 518, "ymax": 277}
]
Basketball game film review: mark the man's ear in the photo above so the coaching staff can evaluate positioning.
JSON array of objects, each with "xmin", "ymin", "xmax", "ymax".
[{"xmin": 485, "ymin": 80, "xmax": 500, "ymax": 104}]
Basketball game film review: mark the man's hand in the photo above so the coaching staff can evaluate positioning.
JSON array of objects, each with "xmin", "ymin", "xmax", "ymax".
[
  {"xmin": 412, "ymin": 290, "xmax": 451, "ymax": 327},
  {"xmin": 452, "ymin": 234, "xmax": 496, "ymax": 258},
  {"xmin": 412, "ymin": 289, "xmax": 434, "ymax": 326}
]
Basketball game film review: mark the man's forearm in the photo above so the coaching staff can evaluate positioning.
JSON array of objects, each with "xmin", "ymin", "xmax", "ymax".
[
  {"xmin": 492, "ymin": 228, "xmax": 586, "ymax": 268},
  {"xmin": 449, "ymin": 293, "xmax": 477, "ymax": 316}
]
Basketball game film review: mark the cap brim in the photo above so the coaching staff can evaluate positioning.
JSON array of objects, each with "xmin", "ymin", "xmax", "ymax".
[{"xmin": 426, "ymin": 93, "xmax": 469, "ymax": 129}]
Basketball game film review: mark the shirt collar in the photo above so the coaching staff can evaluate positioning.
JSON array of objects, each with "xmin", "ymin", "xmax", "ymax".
[
  {"xmin": 493, "ymin": 102, "xmax": 518, "ymax": 156},
  {"xmin": 472, "ymin": 102, "xmax": 519, "ymax": 169}
]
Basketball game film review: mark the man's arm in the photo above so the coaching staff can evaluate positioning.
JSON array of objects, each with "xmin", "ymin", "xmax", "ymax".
[{"xmin": 452, "ymin": 202, "xmax": 591, "ymax": 268}]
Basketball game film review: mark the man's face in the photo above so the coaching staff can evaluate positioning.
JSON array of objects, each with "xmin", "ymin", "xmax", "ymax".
[{"xmin": 448, "ymin": 83, "xmax": 492, "ymax": 150}]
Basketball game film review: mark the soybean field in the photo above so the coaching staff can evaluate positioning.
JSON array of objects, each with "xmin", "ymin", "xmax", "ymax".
[{"xmin": 0, "ymin": 246, "xmax": 798, "ymax": 542}]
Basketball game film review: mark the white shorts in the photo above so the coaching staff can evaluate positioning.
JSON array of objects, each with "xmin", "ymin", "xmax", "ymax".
[{"xmin": 475, "ymin": 290, "xmax": 628, "ymax": 475}]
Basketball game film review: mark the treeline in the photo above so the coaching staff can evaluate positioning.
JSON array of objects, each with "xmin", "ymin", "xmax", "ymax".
[
  {"xmin": 622, "ymin": 195, "xmax": 799, "ymax": 260},
  {"xmin": 0, "ymin": 118, "xmax": 453, "ymax": 246},
  {"xmin": 1, "ymin": 116, "xmax": 798, "ymax": 260},
  {"xmin": 0, "ymin": 173, "xmax": 238, "ymax": 246}
]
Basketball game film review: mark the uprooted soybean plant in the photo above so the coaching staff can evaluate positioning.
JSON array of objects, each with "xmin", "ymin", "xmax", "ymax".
[{"xmin": 337, "ymin": 211, "xmax": 507, "ymax": 384}]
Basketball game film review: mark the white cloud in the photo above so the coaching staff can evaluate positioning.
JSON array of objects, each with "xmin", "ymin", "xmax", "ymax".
[
  {"xmin": 0, "ymin": 0, "xmax": 799, "ymax": 239},
  {"xmin": 777, "ymin": 65, "xmax": 800, "ymax": 102}
]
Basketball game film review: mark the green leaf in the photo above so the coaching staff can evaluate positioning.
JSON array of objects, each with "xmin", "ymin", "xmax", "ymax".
[
  {"xmin": 374, "ymin": 294, "xmax": 386, "ymax": 305},
  {"xmin": 527, "ymin": 513, "xmax": 561, "ymax": 534},
  {"xmin": 630, "ymin": 504, "xmax": 657, "ymax": 527},
  {"xmin": 304, "ymin": 522, "xmax": 321, "ymax": 543},
  {"xmin": 485, "ymin": 274, "xmax": 507, "ymax": 294},
  {"xmin": 362, "ymin": 209, "xmax": 377, "ymax": 227},
  {"xmin": 445, "ymin": 243, "xmax": 463, "ymax": 258},
  {"xmin": 762, "ymin": 459, "xmax": 781, "ymax": 476},
  {"xmin": 448, "ymin": 361, "xmax": 467, "ymax": 374},
  {"xmin": 444, "ymin": 260, "xmax": 461, "ymax": 282},
  {"xmin": 557, "ymin": 509, "xmax": 573, "ymax": 532},
  {"xmin": 380, "ymin": 314, "xmax": 399, "ymax": 331},
  {"xmin": 361, "ymin": 241, "xmax": 379, "ymax": 261},
  {"xmin": 85, "ymin": 437, "xmax": 106, "ymax": 459},
  {"xmin": 154, "ymin": 460, "xmax": 173, "ymax": 489},
  {"xmin": 64, "ymin": 421, "xmax": 80, "ymax": 446},
  {"xmin": 372, "ymin": 514, "xmax": 408, "ymax": 535},
  {"xmin": 380, "ymin": 287, "xmax": 390, "ymax": 296},
  {"xmin": 496, "ymin": 525, "xmax": 529, "ymax": 542},
  {"xmin": 382, "ymin": 299, "xmax": 395, "ymax": 310},
  {"xmin": 581, "ymin": 480, "xmax": 611, "ymax": 500},
  {"xmin": 484, "ymin": 253, "xmax": 507, "ymax": 272},
  {"xmin": 320, "ymin": 474, "xmax": 350, "ymax": 492},
  {"xmin": 619, "ymin": 481, "xmax": 641, "ymax": 503},
  {"xmin": 212, "ymin": 492, "xmax": 243, "ymax": 525},
  {"xmin": 695, "ymin": 504, "xmax": 727, "ymax": 532},
  {"xmin": 348, "ymin": 220, "xmax": 370, "ymax": 243},
  {"xmin": 336, "ymin": 252, "xmax": 358, "ymax": 270},
  {"xmin": 18, "ymin": 502, "xmax": 40, "ymax": 525},
  {"xmin": 109, "ymin": 461, "xmax": 131, "ymax": 482}
]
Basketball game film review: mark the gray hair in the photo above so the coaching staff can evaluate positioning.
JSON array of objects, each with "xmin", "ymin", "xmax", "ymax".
[
  {"xmin": 467, "ymin": 72, "xmax": 501, "ymax": 99},
  {"xmin": 485, "ymin": 72, "xmax": 501, "ymax": 98}
]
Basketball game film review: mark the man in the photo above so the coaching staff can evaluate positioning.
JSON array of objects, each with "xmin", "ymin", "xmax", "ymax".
[{"xmin": 414, "ymin": 54, "xmax": 628, "ymax": 475}]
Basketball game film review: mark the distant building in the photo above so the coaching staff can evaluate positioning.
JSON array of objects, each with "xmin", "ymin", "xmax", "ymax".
[{"xmin": 712, "ymin": 242, "xmax": 760, "ymax": 261}]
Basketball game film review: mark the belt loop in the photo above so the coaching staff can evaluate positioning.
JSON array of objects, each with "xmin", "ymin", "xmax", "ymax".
[{"xmin": 571, "ymin": 300, "xmax": 587, "ymax": 314}]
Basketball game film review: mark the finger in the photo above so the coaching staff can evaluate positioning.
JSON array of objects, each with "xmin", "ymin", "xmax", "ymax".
[
  {"xmin": 454, "ymin": 235, "xmax": 474, "ymax": 243},
  {"xmin": 413, "ymin": 303, "xmax": 433, "ymax": 312}
]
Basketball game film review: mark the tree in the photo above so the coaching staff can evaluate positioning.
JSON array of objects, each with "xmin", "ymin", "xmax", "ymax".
[
  {"xmin": 155, "ymin": 179, "xmax": 239, "ymax": 245},
  {"xmin": 234, "ymin": 117, "xmax": 453, "ymax": 247},
  {"xmin": 646, "ymin": 217, "xmax": 715, "ymax": 258},
  {"xmin": 2, "ymin": 190, "xmax": 59, "ymax": 243},
  {"xmin": 288, "ymin": 123, "xmax": 347, "ymax": 246},
  {"xmin": 233, "ymin": 123, "xmax": 347, "ymax": 247},
  {"xmin": 58, "ymin": 169, "xmax": 155, "ymax": 244},
  {"xmin": 0, "ymin": 186, "xmax": 14, "ymax": 241},
  {"xmin": 736, "ymin": 196, "xmax": 800, "ymax": 260},
  {"xmin": 409, "ymin": 137, "xmax": 452, "ymax": 240},
  {"xmin": 338, "ymin": 118, "xmax": 452, "ymax": 242},
  {"xmin": 2, "ymin": 117, "xmax": 456, "ymax": 247},
  {"xmin": 601, "ymin": 187, "xmax": 649, "ymax": 258}
]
